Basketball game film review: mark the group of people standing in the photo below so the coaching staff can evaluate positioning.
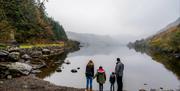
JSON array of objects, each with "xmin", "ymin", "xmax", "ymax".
[{"xmin": 85, "ymin": 58, "xmax": 124, "ymax": 91}]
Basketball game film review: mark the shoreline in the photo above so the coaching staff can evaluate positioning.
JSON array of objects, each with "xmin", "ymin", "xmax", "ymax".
[
  {"xmin": 0, "ymin": 41, "xmax": 82, "ymax": 91},
  {"xmin": 0, "ymin": 75, "xmax": 84, "ymax": 91}
]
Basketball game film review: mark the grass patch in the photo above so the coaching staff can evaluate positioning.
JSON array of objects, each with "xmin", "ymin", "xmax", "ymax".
[
  {"xmin": 0, "ymin": 44, "xmax": 7, "ymax": 49},
  {"xmin": 20, "ymin": 42, "xmax": 65, "ymax": 49}
]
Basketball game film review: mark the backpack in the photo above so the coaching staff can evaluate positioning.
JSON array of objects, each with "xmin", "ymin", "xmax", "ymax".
[{"xmin": 97, "ymin": 72, "xmax": 106, "ymax": 84}]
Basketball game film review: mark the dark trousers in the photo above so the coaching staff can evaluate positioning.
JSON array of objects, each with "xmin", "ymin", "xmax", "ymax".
[
  {"xmin": 110, "ymin": 83, "xmax": 115, "ymax": 91},
  {"xmin": 99, "ymin": 83, "xmax": 103, "ymax": 91},
  {"xmin": 117, "ymin": 76, "xmax": 123, "ymax": 91}
]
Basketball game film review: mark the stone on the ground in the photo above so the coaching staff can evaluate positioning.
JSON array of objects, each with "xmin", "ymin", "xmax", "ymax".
[
  {"xmin": 0, "ymin": 50, "xmax": 9, "ymax": 57},
  {"xmin": 23, "ymin": 84, "xmax": 28, "ymax": 89},
  {"xmin": 174, "ymin": 53, "xmax": 180, "ymax": 59},
  {"xmin": 7, "ymin": 75, "xmax": 12, "ymax": 79},
  {"xmin": 8, "ymin": 52, "xmax": 20, "ymax": 61},
  {"xmin": 0, "ymin": 50, "xmax": 9, "ymax": 61},
  {"xmin": 32, "ymin": 64, "xmax": 46, "ymax": 70},
  {"xmin": 42, "ymin": 49, "xmax": 51, "ymax": 55},
  {"xmin": 7, "ymin": 62, "xmax": 32, "ymax": 75},
  {"xmin": 54, "ymin": 60, "xmax": 62, "ymax": 64},
  {"xmin": 71, "ymin": 69, "xmax": 77, "ymax": 73},
  {"xmin": 8, "ymin": 47, "xmax": 20, "ymax": 52},
  {"xmin": 31, "ymin": 70, "xmax": 41, "ymax": 74},
  {"xmin": 21, "ymin": 54, "xmax": 31, "ymax": 60},
  {"xmin": 0, "ymin": 81, "xmax": 3, "ymax": 84},
  {"xmin": 31, "ymin": 51, "xmax": 42, "ymax": 58}
]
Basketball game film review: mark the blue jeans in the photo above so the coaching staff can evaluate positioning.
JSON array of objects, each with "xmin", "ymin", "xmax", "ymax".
[{"xmin": 86, "ymin": 76, "xmax": 93, "ymax": 89}]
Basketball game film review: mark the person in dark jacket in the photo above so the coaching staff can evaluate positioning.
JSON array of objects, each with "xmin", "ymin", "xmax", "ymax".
[
  {"xmin": 85, "ymin": 60, "xmax": 94, "ymax": 91},
  {"xmin": 94, "ymin": 66, "xmax": 106, "ymax": 91},
  {"xmin": 109, "ymin": 72, "xmax": 116, "ymax": 91},
  {"xmin": 115, "ymin": 58, "xmax": 124, "ymax": 91}
]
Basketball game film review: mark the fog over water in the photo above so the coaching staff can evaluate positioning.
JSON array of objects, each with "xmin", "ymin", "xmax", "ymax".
[
  {"xmin": 45, "ymin": 0, "xmax": 180, "ymax": 42},
  {"xmin": 43, "ymin": 1, "xmax": 180, "ymax": 90}
]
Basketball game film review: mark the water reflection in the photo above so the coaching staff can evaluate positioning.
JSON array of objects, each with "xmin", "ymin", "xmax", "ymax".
[
  {"xmin": 130, "ymin": 46, "xmax": 180, "ymax": 79},
  {"xmin": 36, "ymin": 52, "xmax": 68, "ymax": 78},
  {"xmin": 42, "ymin": 46, "xmax": 179, "ymax": 90}
]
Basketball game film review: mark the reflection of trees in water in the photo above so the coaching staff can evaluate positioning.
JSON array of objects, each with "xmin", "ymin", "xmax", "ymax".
[
  {"xmin": 132, "ymin": 46, "xmax": 180, "ymax": 79},
  {"xmin": 35, "ymin": 47, "xmax": 80, "ymax": 79},
  {"xmin": 36, "ymin": 52, "xmax": 68, "ymax": 79},
  {"xmin": 148, "ymin": 51, "xmax": 180, "ymax": 80}
]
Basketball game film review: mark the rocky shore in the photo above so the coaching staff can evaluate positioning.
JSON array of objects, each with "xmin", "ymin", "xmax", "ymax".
[
  {"xmin": 0, "ymin": 75, "xmax": 84, "ymax": 91},
  {"xmin": 0, "ymin": 46, "xmax": 65, "ymax": 79},
  {"xmin": 0, "ymin": 45, "xmax": 84, "ymax": 91}
]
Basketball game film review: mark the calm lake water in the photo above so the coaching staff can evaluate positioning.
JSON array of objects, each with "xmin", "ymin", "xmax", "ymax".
[{"xmin": 44, "ymin": 46, "xmax": 180, "ymax": 91}]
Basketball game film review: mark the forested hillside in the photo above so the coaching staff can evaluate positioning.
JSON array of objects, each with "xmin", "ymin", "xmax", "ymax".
[
  {"xmin": 0, "ymin": 0, "xmax": 67, "ymax": 44},
  {"xmin": 129, "ymin": 17, "xmax": 180, "ymax": 53},
  {"xmin": 148, "ymin": 24, "xmax": 180, "ymax": 53}
]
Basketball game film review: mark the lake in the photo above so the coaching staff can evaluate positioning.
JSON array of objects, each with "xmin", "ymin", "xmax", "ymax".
[{"xmin": 43, "ymin": 45, "xmax": 180, "ymax": 91}]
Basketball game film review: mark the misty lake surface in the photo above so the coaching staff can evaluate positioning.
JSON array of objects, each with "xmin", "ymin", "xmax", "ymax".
[{"xmin": 44, "ymin": 46, "xmax": 180, "ymax": 91}]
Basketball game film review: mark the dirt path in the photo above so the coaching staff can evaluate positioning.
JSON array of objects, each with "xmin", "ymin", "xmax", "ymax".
[{"xmin": 0, "ymin": 75, "xmax": 85, "ymax": 91}]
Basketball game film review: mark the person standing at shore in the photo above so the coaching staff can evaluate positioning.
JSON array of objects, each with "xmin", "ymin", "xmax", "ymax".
[
  {"xmin": 115, "ymin": 58, "xmax": 124, "ymax": 91},
  {"xmin": 94, "ymin": 66, "xmax": 106, "ymax": 91},
  {"xmin": 109, "ymin": 72, "xmax": 116, "ymax": 91},
  {"xmin": 85, "ymin": 60, "xmax": 94, "ymax": 91}
]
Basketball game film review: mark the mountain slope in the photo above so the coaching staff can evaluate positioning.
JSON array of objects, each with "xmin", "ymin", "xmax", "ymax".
[
  {"xmin": 130, "ymin": 17, "xmax": 180, "ymax": 53},
  {"xmin": 148, "ymin": 19, "xmax": 180, "ymax": 52},
  {"xmin": 0, "ymin": 0, "xmax": 67, "ymax": 44},
  {"xmin": 157, "ymin": 17, "xmax": 180, "ymax": 34}
]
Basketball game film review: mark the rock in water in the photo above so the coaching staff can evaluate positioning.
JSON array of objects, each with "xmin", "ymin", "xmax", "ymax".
[
  {"xmin": 7, "ymin": 62, "xmax": 32, "ymax": 75},
  {"xmin": 71, "ymin": 69, "xmax": 77, "ymax": 73},
  {"xmin": 139, "ymin": 89, "xmax": 146, "ymax": 91},
  {"xmin": 150, "ymin": 89, "xmax": 156, "ymax": 91},
  {"xmin": 65, "ymin": 60, "xmax": 71, "ymax": 65},
  {"xmin": 77, "ymin": 67, "xmax": 80, "ymax": 70},
  {"xmin": 8, "ymin": 52, "xmax": 20, "ymax": 61},
  {"xmin": 56, "ymin": 68, "xmax": 62, "ymax": 72}
]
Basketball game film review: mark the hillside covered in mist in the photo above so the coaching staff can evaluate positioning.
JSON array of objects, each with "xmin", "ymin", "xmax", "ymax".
[{"xmin": 66, "ymin": 31, "xmax": 121, "ymax": 47}]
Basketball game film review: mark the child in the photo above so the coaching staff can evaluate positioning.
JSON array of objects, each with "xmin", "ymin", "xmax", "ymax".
[
  {"xmin": 94, "ymin": 66, "xmax": 106, "ymax": 91},
  {"xmin": 109, "ymin": 72, "xmax": 116, "ymax": 91}
]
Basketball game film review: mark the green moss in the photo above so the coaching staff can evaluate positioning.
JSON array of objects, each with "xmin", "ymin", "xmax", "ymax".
[{"xmin": 20, "ymin": 43, "xmax": 64, "ymax": 49}]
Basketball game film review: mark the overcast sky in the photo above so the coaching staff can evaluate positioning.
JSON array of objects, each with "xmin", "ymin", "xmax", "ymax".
[{"xmin": 45, "ymin": 0, "xmax": 180, "ymax": 40}]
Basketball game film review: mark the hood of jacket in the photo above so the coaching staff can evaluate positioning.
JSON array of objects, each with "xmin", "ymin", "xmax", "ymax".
[{"xmin": 98, "ymin": 68, "xmax": 105, "ymax": 73}]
